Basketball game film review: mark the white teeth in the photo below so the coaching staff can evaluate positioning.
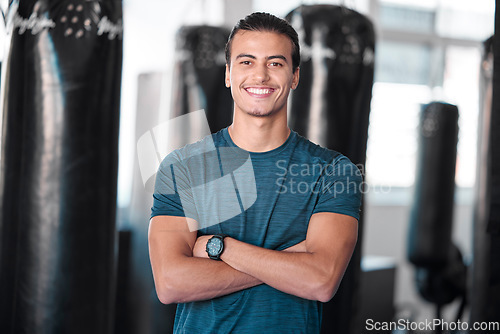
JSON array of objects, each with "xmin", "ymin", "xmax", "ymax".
[{"xmin": 247, "ymin": 88, "xmax": 272, "ymax": 95}]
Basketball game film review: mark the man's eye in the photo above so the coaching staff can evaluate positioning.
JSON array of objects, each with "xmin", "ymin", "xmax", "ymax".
[
  {"xmin": 241, "ymin": 61, "xmax": 251, "ymax": 65},
  {"xmin": 270, "ymin": 62, "xmax": 283, "ymax": 67}
]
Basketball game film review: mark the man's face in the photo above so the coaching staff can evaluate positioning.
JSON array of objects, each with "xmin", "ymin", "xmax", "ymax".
[{"xmin": 225, "ymin": 30, "xmax": 299, "ymax": 118}]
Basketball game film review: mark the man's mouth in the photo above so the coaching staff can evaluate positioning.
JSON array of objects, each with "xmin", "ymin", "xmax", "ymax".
[{"xmin": 245, "ymin": 87, "xmax": 275, "ymax": 96}]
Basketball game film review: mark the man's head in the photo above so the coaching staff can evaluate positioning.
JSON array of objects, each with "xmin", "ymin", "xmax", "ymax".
[{"xmin": 225, "ymin": 12, "xmax": 300, "ymax": 73}]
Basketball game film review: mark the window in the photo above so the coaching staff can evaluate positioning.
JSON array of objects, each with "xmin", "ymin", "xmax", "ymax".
[{"xmin": 365, "ymin": 0, "xmax": 493, "ymax": 198}]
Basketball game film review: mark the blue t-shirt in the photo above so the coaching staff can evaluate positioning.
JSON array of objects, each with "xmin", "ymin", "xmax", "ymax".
[{"xmin": 151, "ymin": 128, "xmax": 362, "ymax": 334}]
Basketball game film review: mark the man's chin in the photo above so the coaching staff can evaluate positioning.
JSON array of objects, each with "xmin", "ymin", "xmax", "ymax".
[{"xmin": 246, "ymin": 109, "xmax": 275, "ymax": 117}]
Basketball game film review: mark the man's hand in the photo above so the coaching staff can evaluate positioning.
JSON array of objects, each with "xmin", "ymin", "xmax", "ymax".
[
  {"xmin": 192, "ymin": 235, "xmax": 211, "ymax": 258},
  {"xmin": 283, "ymin": 240, "xmax": 306, "ymax": 253}
]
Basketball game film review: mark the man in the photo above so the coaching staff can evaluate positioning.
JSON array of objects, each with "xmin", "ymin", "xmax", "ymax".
[{"xmin": 149, "ymin": 12, "xmax": 362, "ymax": 333}]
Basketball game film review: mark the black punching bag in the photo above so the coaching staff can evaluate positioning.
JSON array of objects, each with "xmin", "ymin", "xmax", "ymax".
[
  {"xmin": 171, "ymin": 25, "xmax": 233, "ymax": 135},
  {"xmin": 286, "ymin": 5, "xmax": 375, "ymax": 334},
  {"xmin": 0, "ymin": 1, "xmax": 122, "ymax": 333},
  {"xmin": 470, "ymin": 32, "xmax": 500, "ymax": 328},
  {"xmin": 407, "ymin": 102, "xmax": 466, "ymax": 307},
  {"xmin": 408, "ymin": 103, "xmax": 459, "ymax": 268}
]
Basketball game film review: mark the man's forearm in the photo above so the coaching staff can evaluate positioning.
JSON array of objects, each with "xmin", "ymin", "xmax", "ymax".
[
  {"xmin": 148, "ymin": 219, "xmax": 263, "ymax": 305},
  {"xmin": 209, "ymin": 213, "xmax": 358, "ymax": 302},
  {"xmin": 161, "ymin": 238, "xmax": 308, "ymax": 304},
  {"xmin": 156, "ymin": 255, "xmax": 261, "ymax": 304},
  {"xmin": 219, "ymin": 237, "xmax": 336, "ymax": 302}
]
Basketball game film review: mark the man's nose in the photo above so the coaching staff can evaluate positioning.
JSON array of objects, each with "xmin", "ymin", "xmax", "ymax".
[{"xmin": 253, "ymin": 64, "xmax": 270, "ymax": 83}]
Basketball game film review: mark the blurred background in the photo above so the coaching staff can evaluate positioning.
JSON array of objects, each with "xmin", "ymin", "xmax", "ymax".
[{"xmin": 0, "ymin": 0, "xmax": 497, "ymax": 333}]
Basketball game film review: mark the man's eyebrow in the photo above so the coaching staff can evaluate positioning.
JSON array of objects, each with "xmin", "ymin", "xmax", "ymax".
[
  {"xmin": 236, "ymin": 54, "xmax": 256, "ymax": 59},
  {"xmin": 267, "ymin": 55, "xmax": 288, "ymax": 62},
  {"xmin": 235, "ymin": 54, "xmax": 288, "ymax": 62}
]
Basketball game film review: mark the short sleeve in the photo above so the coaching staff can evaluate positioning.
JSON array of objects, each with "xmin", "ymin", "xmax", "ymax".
[
  {"xmin": 312, "ymin": 155, "xmax": 363, "ymax": 220},
  {"xmin": 150, "ymin": 154, "xmax": 193, "ymax": 219}
]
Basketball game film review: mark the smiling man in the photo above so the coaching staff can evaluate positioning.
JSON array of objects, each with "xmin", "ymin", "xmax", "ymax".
[
  {"xmin": 148, "ymin": 12, "xmax": 362, "ymax": 334},
  {"xmin": 226, "ymin": 30, "xmax": 299, "ymax": 119}
]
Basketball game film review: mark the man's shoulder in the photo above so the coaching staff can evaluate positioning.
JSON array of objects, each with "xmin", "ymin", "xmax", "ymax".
[
  {"xmin": 160, "ymin": 128, "xmax": 228, "ymax": 166},
  {"xmin": 292, "ymin": 131, "xmax": 344, "ymax": 165},
  {"xmin": 291, "ymin": 133, "xmax": 361, "ymax": 178}
]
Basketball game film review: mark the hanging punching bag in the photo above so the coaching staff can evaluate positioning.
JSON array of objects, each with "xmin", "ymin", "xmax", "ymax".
[
  {"xmin": 407, "ymin": 102, "xmax": 466, "ymax": 306},
  {"xmin": 286, "ymin": 5, "xmax": 375, "ymax": 334},
  {"xmin": 170, "ymin": 25, "xmax": 233, "ymax": 137},
  {"xmin": 470, "ymin": 33, "xmax": 500, "ymax": 328},
  {"xmin": 0, "ymin": 1, "xmax": 122, "ymax": 333},
  {"xmin": 408, "ymin": 102, "xmax": 459, "ymax": 268}
]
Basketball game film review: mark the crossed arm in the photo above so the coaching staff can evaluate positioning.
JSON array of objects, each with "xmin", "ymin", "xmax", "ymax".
[{"xmin": 148, "ymin": 212, "xmax": 357, "ymax": 305}]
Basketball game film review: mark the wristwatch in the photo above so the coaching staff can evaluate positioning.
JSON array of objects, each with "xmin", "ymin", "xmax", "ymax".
[{"xmin": 206, "ymin": 234, "xmax": 228, "ymax": 261}]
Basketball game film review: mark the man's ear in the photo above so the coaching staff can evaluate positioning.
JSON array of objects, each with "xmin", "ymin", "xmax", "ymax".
[
  {"xmin": 291, "ymin": 67, "xmax": 300, "ymax": 90},
  {"xmin": 225, "ymin": 64, "xmax": 231, "ymax": 88}
]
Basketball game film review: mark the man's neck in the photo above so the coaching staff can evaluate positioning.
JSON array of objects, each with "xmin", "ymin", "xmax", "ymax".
[{"xmin": 228, "ymin": 113, "xmax": 290, "ymax": 153}]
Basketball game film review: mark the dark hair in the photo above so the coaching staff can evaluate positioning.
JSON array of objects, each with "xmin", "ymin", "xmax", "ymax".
[{"xmin": 225, "ymin": 12, "xmax": 300, "ymax": 73}]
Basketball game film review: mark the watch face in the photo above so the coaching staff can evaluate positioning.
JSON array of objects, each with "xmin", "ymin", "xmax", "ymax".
[{"xmin": 207, "ymin": 237, "xmax": 223, "ymax": 256}]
